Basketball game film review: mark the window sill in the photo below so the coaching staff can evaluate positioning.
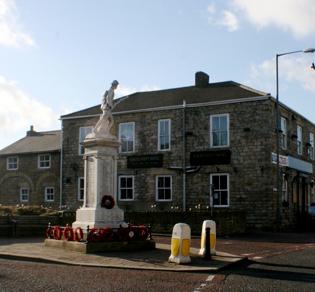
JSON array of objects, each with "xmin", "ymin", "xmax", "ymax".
[{"xmin": 213, "ymin": 205, "xmax": 229, "ymax": 208}]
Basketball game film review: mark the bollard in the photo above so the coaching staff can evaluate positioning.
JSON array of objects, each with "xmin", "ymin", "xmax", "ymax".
[
  {"xmin": 199, "ymin": 220, "xmax": 216, "ymax": 257},
  {"xmin": 168, "ymin": 223, "xmax": 191, "ymax": 264},
  {"xmin": 204, "ymin": 227, "xmax": 211, "ymax": 260}
]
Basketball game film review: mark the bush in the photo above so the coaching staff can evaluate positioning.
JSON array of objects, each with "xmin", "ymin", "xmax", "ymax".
[
  {"xmin": 0, "ymin": 206, "xmax": 14, "ymax": 216},
  {"xmin": 0, "ymin": 205, "xmax": 59, "ymax": 216}
]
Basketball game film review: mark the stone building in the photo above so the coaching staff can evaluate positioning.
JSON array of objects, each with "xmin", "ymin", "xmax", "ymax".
[
  {"xmin": 0, "ymin": 126, "xmax": 61, "ymax": 208},
  {"xmin": 60, "ymin": 72, "xmax": 315, "ymax": 229}
]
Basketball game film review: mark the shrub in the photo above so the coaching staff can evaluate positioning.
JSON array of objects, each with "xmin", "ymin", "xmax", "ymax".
[
  {"xmin": 0, "ymin": 206, "xmax": 14, "ymax": 216},
  {"xmin": 0, "ymin": 205, "xmax": 59, "ymax": 216}
]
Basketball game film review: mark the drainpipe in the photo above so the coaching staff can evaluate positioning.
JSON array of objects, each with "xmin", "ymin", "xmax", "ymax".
[
  {"xmin": 59, "ymin": 121, "xmax": 63, "ymax": 210},
  {"xmin": 182, "ymin": 100, "xmax": 186, "ymax": 211}
]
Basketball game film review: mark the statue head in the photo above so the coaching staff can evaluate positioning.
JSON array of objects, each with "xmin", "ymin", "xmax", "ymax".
[{"xmin": 112, "ymin": 80, "xmax": 119, "ymax": 88}]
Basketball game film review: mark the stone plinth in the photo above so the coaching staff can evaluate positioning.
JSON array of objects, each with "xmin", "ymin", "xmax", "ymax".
[{"xmin": 72, "ymin": 136, "xmax": 124, "ymax": 230}]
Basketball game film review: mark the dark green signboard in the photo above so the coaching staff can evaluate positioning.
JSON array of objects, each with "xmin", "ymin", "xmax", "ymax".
[
  {"xmin": 127, "ymin": 154, "xmax": 163, "ymax": 168},
  {"xmin": 190, "ymin": 150, "xmax": 231, "ymax": 165}
]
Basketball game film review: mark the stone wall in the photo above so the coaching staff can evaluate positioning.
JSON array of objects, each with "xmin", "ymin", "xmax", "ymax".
[
  {"xmin": 0, "ymin": 152, "xmax": 60, "ymax": 208},
  {"xmin": 61, "ymin": 98, "xmax": 315, "ymax": 230}
]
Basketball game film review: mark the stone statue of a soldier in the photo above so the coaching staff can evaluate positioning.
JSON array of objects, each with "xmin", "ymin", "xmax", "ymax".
[
  {"xmin": 86, "ymin": 80, "xmax": 119, "ymax": 140},
  {"xmin": 101, "ymin": 80, "xmax": 119, "ymax": 113}
]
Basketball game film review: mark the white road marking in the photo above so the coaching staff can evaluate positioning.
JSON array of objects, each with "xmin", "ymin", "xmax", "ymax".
[
  {"xmin": 193, "ymin": 274, "xmax": 215, "ymax": 291},
  {"xmin": 206, "ymin": 274, "xmax": 215, "ymax": 282}
]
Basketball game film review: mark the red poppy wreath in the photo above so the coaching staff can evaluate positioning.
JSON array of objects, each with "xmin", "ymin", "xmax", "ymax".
[{"xmin": 101, "ymin": 195, "xmax": 115, "ymax": 209}]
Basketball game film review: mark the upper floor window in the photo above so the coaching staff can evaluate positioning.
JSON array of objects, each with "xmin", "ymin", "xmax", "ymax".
[
  {"xmin": 45, "ymin": 187, "xmax": 54, "ymax": 202},
  {"xmin": 7, "ymin": 156, "xmax": 18, "ymax": 170},
  {"xmin": 20, "ymin": 188, "xmax": 29, "ymax": 202},
  {"xmin": 210, "ymin": 114, "xmax": 229, "ymax": 147},
  {"xmin": 38, "ymin": 154, "xmax": 51, "ymax": 169},
  {"xmin": 79, "ymin": 126, "xmax": 93, "ymax": 155},
  {"xmin": 210, "ymin": 173, "xmax": 229, "ymax": 207},
  {"xmin": 156, "ymin": 175, "xmax": 172, "ymax": 201},
  {"xmin": 78, "ymin": 177, "xmax": 84, "ymax": 201},
  {"xmin": 297, "ymin": 125, "xmax": 303, "ymax": 155},
  {"xmin": 280, "ymin": 117, "xmax": 287, "ymax": 150},
  {"xmin": 158, "ymin": 119, "xmax": 171, "ymax": 151},
  {"xmin": 309, "ymin": 132, "xmax": 314, "ymax": 160},
  {"xmin": 119, "ymin": 176, "xmax": 134, "ymax": 201},
  {"xmin": 119, "ymin": 122, "xmax": 135, "ymax": 153}
]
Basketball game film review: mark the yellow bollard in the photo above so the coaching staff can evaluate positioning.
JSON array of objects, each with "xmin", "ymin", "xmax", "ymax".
[
  {"xmin": 168, "ymin": 223, "xmax": 191, "ymax": 264},
  {"xmin": 199, "ymin": 220, "xmax": 216, "ymax": 256}
]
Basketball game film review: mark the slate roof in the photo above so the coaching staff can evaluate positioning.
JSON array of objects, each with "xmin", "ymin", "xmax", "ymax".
[
  {"xmin": 0, "ymin": 130, "xmax": 61, "ymax": 155},
  {"xmin": 61, "ymin": 81, "xmax": 268, "ymax": 119}
]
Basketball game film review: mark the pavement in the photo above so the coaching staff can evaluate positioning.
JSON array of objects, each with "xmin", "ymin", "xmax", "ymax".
[{"xmin": 0, "ymin": 236, "xmax": 244, "ymax": 272}]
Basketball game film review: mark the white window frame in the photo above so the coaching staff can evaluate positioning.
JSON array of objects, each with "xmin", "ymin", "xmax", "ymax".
[
  {"xmin": 280, "ymin": 117, "xmax": 287, "ymax": 150},
  {"xmin": 38, "ymin": 154, "xmax": 51, "ymax": 169},
  {"xmin": 7, "ymin": 156, "xmax": 18, "ymax": 170},
  {"xmin": 20, "ymin": 187, "xmax": 29, "ymax": 202},
  {"xmin": 210, "ymin": 114, "xmax": 230, "ymax": 148},
  {"xmin": 78, "ymin": 177, "xmax": 84, "ymax": 201},
  {"xmin": 158, "ymin": 119, "xmax": 171, "ymax": 151},
  {"xmin": 297, "ymin": 125, "xmax": 303, "ymax": 155},
  {"xmin": 210, "ymin": 173, "xmax": 229, "ymax": 207},
  {"xmin": 119, "ymin": 122, "xmax": 135, "ymax": 153},
  {"xmin": 118, "ymin": 175, "xmax": 134, "ymax": 201},
  {"xmin": 309, "ymin": 132, "xmax": 314, "ymax": 160},
  {"xmin": 45, "ymin": 187, "xmax": 54, "ymax": 202},
  {"xmin": 156, "ymin": 175, "xmax": 172, "ymax": 202},
  {"xmin": 79, "ymin": 126, "xmax": 93, "ymax": 155}
]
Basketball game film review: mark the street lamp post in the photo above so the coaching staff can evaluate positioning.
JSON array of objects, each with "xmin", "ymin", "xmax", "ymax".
[{"xmin": 275, "ymin": 48, "xmax": 315, "ymax": 228}]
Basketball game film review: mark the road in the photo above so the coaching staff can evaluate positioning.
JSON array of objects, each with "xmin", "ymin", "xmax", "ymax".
[
  {"xmin": 204, "ymin": 246, "xmax": 315, "ymax": 291},
  {"xmin": 0, "ymin": 258, "xmax": 206, "ymax": 292},
  {"xmin": 0, "ymin": 232, "xmax": 314, "ymax": 291}
]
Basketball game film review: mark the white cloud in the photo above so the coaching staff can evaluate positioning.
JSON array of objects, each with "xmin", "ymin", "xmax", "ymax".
[
  {"xmin": 232, "ymin": 0, "xmax": 315, "ymax": 37},
  {"xmin": 207, "ymin": 3, "xmax": 239, "ymax": 32},
  {"xmin": 207, "ymin": 3, "xmax": 216, "ymax": 14},
  {"xmin": 249, "ymin": 56, "xmax": 315, "ymax": 94},
  {"xmin": 219, "ymin": 10, "xmax": 239, "ymax": 32},
  {"xmin": 0, "ymin": 0, "xmax": 35, "ymax": 47},
  {"xmin": 0, "ymin": 75, "xmax": 59, "ymax": 149}
]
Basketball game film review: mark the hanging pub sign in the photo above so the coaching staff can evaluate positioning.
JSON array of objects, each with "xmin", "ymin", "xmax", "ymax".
[
  {"xmin": 127, "ymin": 154, "xmax": 163, "ymax": 168},
  {"xmin": 190, "ymin": 150, "xmax": 231, "ymax": 166}
]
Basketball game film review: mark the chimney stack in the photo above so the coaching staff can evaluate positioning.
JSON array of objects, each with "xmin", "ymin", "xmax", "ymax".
[
  {"xmin": 26, "ymin": 125, "xmax": 37, "ymax": 136},
  {"xmin": 195, "ymin": 71, "xmax": 209, "ymax": 88}
]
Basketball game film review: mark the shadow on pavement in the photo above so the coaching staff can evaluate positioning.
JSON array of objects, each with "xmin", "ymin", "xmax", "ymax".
[{"xmin": 222, "ymin": 258, "xmax": 315, "ymax": 284}]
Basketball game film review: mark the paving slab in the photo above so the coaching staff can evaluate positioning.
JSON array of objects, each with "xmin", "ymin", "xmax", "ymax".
[{"xmin": 0, "ymin": 237, "xmax": 244, "ymax": 272}]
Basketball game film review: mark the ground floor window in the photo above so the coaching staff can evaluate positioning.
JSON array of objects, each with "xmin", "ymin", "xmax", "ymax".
[
  {"xmin": 210, "ymin": 173, "xmax": 229, "ymax": 207},
  {"xmin": 20, "ymin": 188, "xmax": 29, "ymax": 202},
  {"xmin": 282, "ymin": 174, "xmax": 288, "ymax": 204},
  {"xmin": 78, "ymin": 177, "xmax": 84, "ymax": 201},
  {"xmin": 45, "ymin": 187, "xmax": 54, "ymax": 202},
  {"xmin": 119, "ymin": 176, "xmax": 134, "ymax": 200},
  {"xmin": 311, "ymin": 183, "xmax": 315, "ymax": 203},
  {"xmin": 156, "ymin": 175, "xmax": 172, "ymax": 201}
]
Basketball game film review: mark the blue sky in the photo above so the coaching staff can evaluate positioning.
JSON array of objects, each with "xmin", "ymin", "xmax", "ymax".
[{"xmin": 0, "ymin": 0, "xmax": 315, "ymax": 149}]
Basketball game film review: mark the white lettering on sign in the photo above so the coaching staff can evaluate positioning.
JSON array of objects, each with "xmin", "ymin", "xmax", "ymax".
[{"xmin": 271, "ymin": 152, "xmax": 289, "ymax": 167}]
